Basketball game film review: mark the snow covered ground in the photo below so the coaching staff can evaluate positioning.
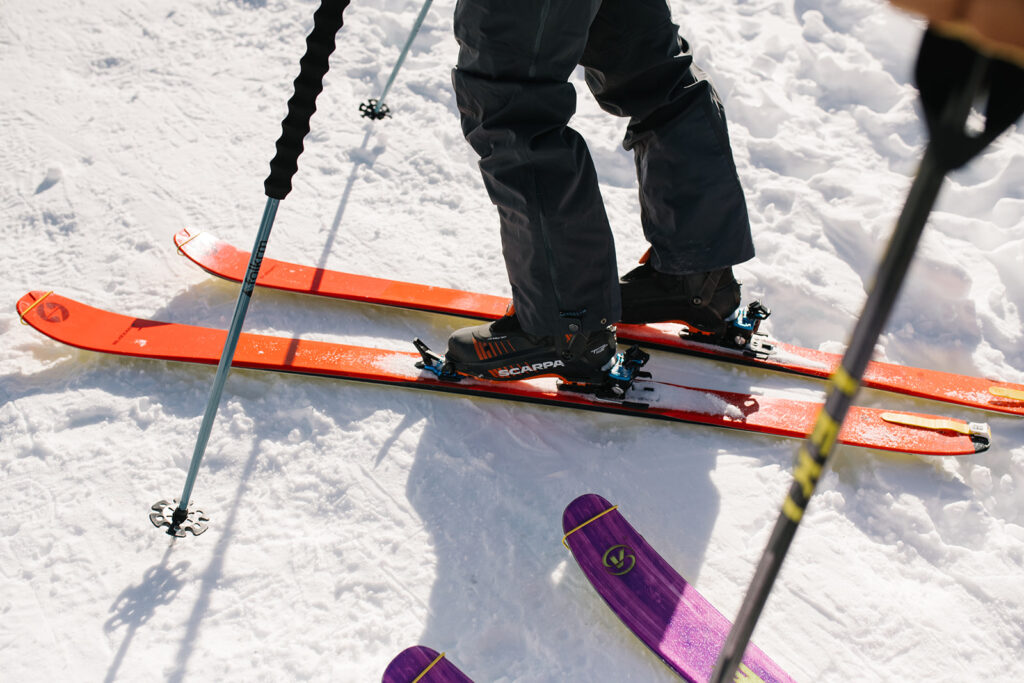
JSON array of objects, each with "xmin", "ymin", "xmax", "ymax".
[{"xmin": 3, "ymin": 0, "xmax": 1023, "ymax": 680}]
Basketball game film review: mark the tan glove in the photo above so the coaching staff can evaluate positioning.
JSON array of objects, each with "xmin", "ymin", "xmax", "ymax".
[{"xmin": 890, "ymin": 0, "xmax": 1024, "ymax": 66}]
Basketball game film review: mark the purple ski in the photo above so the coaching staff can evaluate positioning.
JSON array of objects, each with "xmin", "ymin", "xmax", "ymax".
[
  {"xmin": 381, "ymin": 646, "xmax": 474, "ymax": 683},
  {"xmin": 562, "ymin": 494, "xmax": 796, "ymax": 682}
]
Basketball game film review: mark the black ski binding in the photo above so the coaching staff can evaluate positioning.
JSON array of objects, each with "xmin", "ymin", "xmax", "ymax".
[
  {"xmin": 558, "ymin": 345, "xmax": 652, "ymax": 402},
  {"xmin": 150, "ymin": 499, "xmax": 209, "ymax": 537},
  {"xmin": 359, "ymin": 98, "xmax": 391, "ymax": 120},
  {"xmin": 414, "ymin": 338, "xmax": 463, "ymax": 382}
]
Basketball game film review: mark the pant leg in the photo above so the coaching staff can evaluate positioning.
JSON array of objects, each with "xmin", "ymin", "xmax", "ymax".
[
  {"xmin": 580, "ymin": 0, "xmax": 755, "ymax": 275},
  {"xmin": 453, "ymin": 0, "xmax": 620, "ymax": 336}
]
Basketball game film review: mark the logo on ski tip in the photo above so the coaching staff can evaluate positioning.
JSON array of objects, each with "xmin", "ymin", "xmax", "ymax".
[
  {"xmin": 602, "ymin": 544, "xmax": 636, "ymax": 576},
  {"xmin": 38, "ymin": 302, "xmax": 69, "ymax": 323}
]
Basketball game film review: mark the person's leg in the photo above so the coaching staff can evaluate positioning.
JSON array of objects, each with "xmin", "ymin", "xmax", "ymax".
[
  {"xmin": 581, "ymin": 0, "xmax": 754, "ymax": 329},
  {"xmin": 452, "ymin": 0, "xmax": 619, "ymax": 339},
  {"xmin": 581, "ymin": 0, "xmax": 753, "ymax": 273}
]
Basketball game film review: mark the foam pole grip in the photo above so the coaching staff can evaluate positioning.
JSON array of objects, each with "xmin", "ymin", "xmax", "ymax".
[{"xmin": 264, "ymin": 0, "xmax": 350, "ymax": 199}]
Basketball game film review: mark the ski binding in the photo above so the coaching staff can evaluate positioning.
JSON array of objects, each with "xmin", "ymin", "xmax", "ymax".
[
  {"xmin": 729, "ymin": 300, "xmax": 771, "ymax": 346},
  {"xmin": 414, "ymin": 339, "xmax": 652, "ymax": 404},
  {"xmin": 679, "ymin": 300, "xmax": 774, "ymax": 357},
  {"xmin": 558, "ymin": 345, "xmax": 652, "ymax": 402},
  {"xmin": 413, "ymin": 338, "xmax": 464, "ymax": 382}
]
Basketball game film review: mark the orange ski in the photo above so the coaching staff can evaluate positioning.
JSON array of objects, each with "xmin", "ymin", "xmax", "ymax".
[
  {"xmin": 18, "ymin": 290, "xmax": 990, "ymax": 455},
  {"xmin": 173, "ymin": 229, "xmax": 1024, "ymax": 418}
]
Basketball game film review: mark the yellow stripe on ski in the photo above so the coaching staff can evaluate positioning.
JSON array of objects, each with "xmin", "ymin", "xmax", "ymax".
[
  {"xmin": 989, "ymin": 386, "xmax": 1024, "ymax": 402},
  {"xmin": 411, "ymin": 651, "xmax": 447, "ymax": 683},
  {"xmin": 735, "ymin": 662, "xmax": 768, "ymax": 683}
]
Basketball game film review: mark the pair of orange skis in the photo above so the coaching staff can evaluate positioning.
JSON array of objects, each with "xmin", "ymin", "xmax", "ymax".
[{"xmin": 17, "ymin": 228, "xmax": 1024, "ymax": 456}]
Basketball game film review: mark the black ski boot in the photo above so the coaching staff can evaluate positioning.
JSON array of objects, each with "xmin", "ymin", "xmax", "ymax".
[
  {"xmin": 444, "ymin": 312, "xmax": 618, "ymax": 384},
  {"xmin": 619, "ymin": 261, "xmax": 741, "ymax": 335}
]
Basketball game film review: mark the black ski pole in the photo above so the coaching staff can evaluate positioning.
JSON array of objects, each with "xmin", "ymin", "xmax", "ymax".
[
  {"xmin": 150, "ymin": 0, "xmax": 352, "ymax": 538},
  {"xmin": 710, "ymin": 30, "xmax": 1024, "ymax": 682}
]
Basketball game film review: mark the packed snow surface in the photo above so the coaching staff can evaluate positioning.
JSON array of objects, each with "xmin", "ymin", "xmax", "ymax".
[{"xmin": 2, "ymin": 0, "xmax": 1024, "ymax": 681}]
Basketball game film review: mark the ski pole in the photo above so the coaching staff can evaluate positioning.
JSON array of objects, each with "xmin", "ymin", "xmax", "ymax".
[
  {"xmin": 150, "ymin": 0, "xmax": 352, "ymax": 538},
  {"xmin": 359, "ymin": 0, "xmax": 434, "ymax": 120},
  {"xmin": 710, "ymin": 30, "xmax": 1024, "ymax": 682}
]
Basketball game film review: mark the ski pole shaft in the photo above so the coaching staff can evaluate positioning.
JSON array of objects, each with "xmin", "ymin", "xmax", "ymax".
[
  {"xmin": 708, "ymin": 148, "xmax": 945, "ymax": 683},
  {"xmin": 174, "ymin": 197, "xmax": 278, "ymax": 517},
  {"xmin": 160, "ymin": 0, "xmax": 350, "ymax": 536},
  {"xmin": 710, "ymin": 29, "xmax": 1024, "ymax": 679},
  {"xmin": 361, "ymin": 0, "xmax": 434, "ymax": 119},
  {"xmin": 378, "ymin": 0, "xmax": 433, "ymax": 107}
]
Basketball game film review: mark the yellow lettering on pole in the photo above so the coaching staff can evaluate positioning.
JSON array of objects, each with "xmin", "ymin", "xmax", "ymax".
[
  {"xmin": 787, "ymin": 411, "xmax": 841, "ymax": 523},
  {"xmin": 793, "ymin": 447, "xmax": 821, "ymax": 500},
  {"xmin": 830, "ymin": 365, "xmax": 860, "ymax": 397},
  {"xmin": 809, "ymin": 412, "xmax": 841, "ymax": 455},
  {"xmin": 782, "ymin": 496, "xmax": 804, "ymax": 523}
]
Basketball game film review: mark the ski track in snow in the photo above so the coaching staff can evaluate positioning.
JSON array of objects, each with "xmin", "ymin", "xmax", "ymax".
[{"xmin": 2, "ymin": 0, "xmax": 1024, "ymax": 681}]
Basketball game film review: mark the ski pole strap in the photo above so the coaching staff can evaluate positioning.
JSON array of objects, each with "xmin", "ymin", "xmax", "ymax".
[
  {"xmin": 264, "ymin": 0, "xmax": 351, "ymax": 200},
  {"xmin": 562, "ymin": 505, "xmax": 618, "ymax": 549}
]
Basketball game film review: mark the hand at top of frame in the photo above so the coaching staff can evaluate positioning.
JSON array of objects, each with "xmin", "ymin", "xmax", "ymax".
[{"xmin": 891, "ymin": 0, "xmax": 1024, "ymax": 65}]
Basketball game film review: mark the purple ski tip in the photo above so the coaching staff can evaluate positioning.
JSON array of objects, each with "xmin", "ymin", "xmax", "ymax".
[
  {"xmin": 562, "ymin": 494, "xmax": 796, "ymax": 683},
  {"xmin": 381, "ymin": 646, "xmax": 474, "ymax": 683}
]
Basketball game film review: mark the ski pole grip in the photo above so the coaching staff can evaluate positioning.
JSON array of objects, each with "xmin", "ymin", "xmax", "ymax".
[
  {"xmin": 916, "ymin": 29, "xmax": 1024, "ymax": 171},
  {"xmin": 264, "ymin": 0, "xmax": 351, "ymax": 200}
]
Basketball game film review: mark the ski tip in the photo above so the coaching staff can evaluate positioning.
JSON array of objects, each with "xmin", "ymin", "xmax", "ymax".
[
  {"xmin": 17, "ymin": 290, "xmax": 58, "ymax": 328},
  {"xmin": 562, "ymin": 493, "xmax": 616, "ymax": 539},
  {"xmin": 173, "ymin": 227, "xmax": 191, "ymax": 245},
  {"xmin": 381, "ymin": 646, "xmax": 440, "ymax": 683},
  {"xmin": 172, "ymin": 227, "xmax": 206, "ymax": 255},
  {"xmin": 381, "ymin": 646, "xmax": 473, "ymax": 683}
]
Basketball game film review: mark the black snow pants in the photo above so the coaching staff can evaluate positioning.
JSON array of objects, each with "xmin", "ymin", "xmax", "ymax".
[{"xmin": 453, "ymin": 0, "xmax": 754, "ymax": 337}]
